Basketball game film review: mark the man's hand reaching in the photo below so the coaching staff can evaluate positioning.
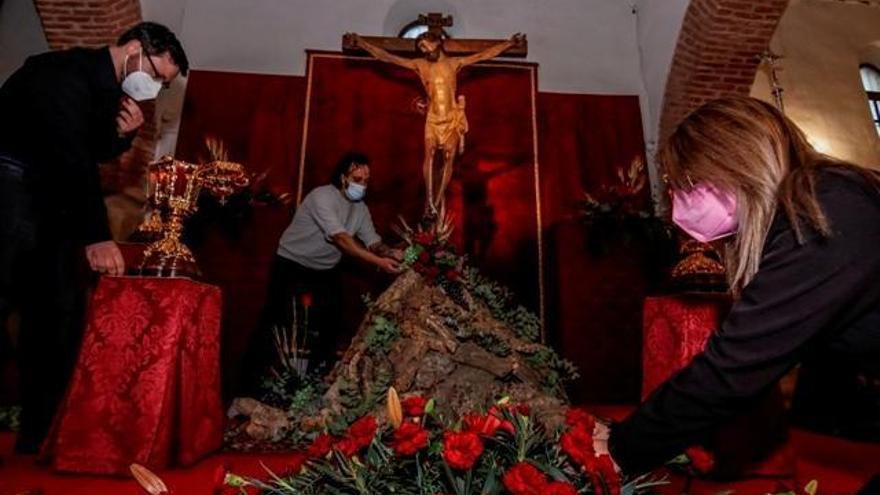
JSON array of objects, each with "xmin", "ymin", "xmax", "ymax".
[
  {"xmin": 85, "ymin": 240, "xmax": 126, "ymax": 276},
  {"xmin": 375, "ymin": 257, "xmax": 401, "ymax": 274}
]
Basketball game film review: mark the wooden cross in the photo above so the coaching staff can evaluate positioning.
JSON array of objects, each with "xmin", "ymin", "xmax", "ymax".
[{"xmin": 342, "ymin": 12, "xmax": 528, "ymax": 57}]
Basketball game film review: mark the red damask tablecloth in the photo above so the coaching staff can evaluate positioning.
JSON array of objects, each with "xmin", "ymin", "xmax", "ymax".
[
  {"xmin": 642, "ymin": 295, "xmax": 796, "ymax": 476},
  {"xmin": 642, "ymin": 295, "xmax": 728, "ymax": 400},
  {"xmin": 43, "ymin": 276, "xmax": 224, "ymax": 475}
]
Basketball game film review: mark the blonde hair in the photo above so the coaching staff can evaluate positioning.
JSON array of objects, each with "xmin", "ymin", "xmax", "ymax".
[{"xmin": 658, "ymin": 96, "xmax": 880, "ymax": 294}]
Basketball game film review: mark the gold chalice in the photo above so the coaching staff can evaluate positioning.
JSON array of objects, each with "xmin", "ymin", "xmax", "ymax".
[{"xmin": 139, "ymin": 150, "xmax": 249, "ymax": 278}]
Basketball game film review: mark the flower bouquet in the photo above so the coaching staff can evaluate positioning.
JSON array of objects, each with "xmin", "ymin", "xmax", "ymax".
[{"xmin": 221, "ymin": 390, "xmax": 666, "ymax": 495}]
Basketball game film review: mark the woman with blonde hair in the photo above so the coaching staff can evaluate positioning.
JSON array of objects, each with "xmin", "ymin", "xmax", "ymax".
[{"xmin": 602, "ymin": 96, "xmax": 880, "ymax": 474}]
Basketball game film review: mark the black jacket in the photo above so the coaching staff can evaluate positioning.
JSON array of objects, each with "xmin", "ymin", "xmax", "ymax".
[
  {"xmin": 0, "ymin": 47, "xmax": 134, "ymax": 243},
  {"xmin": 609, "ymin": 168, "xmax": 880, "ymax": 474}
]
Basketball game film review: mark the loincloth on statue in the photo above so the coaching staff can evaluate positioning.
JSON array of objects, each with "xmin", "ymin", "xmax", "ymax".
[{"xmin": 425, "ymin": 102, "xmax": 468, "ymax": 153}]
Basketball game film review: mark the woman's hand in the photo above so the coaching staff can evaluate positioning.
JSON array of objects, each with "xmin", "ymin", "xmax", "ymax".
[{"xmin": 592, "ymin": 421, "xmax": 621, "ymax": 473}]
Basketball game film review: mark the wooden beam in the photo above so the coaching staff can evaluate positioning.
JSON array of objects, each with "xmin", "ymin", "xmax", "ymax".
[{"xmin": 342, "ymin": 35, "xmax": 528, "ymax": 58}]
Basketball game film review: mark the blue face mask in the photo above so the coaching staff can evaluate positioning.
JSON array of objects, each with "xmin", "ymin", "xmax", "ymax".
[{"xmin": 345, "ymin": 182, "xmax": 366, "ymax": 201}]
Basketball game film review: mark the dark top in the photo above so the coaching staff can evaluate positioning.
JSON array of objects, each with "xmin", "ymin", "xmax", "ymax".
[
  {"xmin": 0, "ymin": 47, "xmax": 134, "ymax": 244},
  {"xmin": 609, "ymin": 168, "xmax": 880, "ymax": 474}
]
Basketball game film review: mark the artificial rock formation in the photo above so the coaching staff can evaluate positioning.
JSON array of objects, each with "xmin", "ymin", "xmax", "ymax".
[{"xmin": 321, "ymin": 269, "xmax": 569, "ymax": 429}]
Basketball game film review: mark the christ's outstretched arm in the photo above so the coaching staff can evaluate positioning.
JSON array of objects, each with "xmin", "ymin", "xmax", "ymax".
[
  {"xmin": 457, "ymin": 34, "xmax": 523, "ymax": 68},
  {"xmin": 349, "ymin": 33, "xmax": 417, "ymax": 70}
]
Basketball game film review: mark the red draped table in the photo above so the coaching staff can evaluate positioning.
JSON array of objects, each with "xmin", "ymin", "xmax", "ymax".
[
  {"xmin": 642, "ymin": 294, "xmax": 795, "ymax": 477},
  {"xmin": 43, "ymin": 276, "xmax": 224, "ymax": 475},
  {"xmin": 642, "ymin": 294, "xmax": 728, "ymax": 400}
]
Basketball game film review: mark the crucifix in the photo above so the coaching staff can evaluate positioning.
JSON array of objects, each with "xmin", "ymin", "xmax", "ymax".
[{"xmin": 342, "ymin": 14, "xmax": 527, "ymax": 219}]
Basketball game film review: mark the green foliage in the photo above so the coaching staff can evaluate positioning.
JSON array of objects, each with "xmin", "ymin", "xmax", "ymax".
[
  {"xmin": 463, "ymin": 267, "xmax": 540, "ymax": 343},
  {"xmin": 525, "ymin": 348, "xmax": 580, "ymax": 396},
  {"xmin": 329, "ymin": 366, "xmax": 394, "ymax": 435},
  {"xmin": 0, "ymin": 405, "xmax": 21, "ymax": 432},
  {"xmin": 402, "ymin": 244, "xmax": 425, "ymax": 267},
  {"xmin": 235, "ymin": 403, "xmax": 666, "ymax": 495},
  {"xmin": 461, "ymin": 266, "xmax": 578, "ymax": 394},
  {"xmin": 363, "ymin": 315, "xmax": 401, "ymax": 356},
  {"xmin": 361, "ymin": 292, "xmax": 375, "ymax": 309},
  {"xmin": 258, "ymin": 369, "xmax": 322, "ymax": 410},
  {"xmin": 473, "ymin": 332, "xmax": 511, "ymax": 358}
]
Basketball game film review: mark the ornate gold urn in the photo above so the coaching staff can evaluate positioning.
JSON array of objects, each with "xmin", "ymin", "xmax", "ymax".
[
  {"xmin": 670, "ymin": 239, "xmax": 728, "ymax": 293},
  {"xmin": 139, "ymin": 141, "xmax": 249, "ymax": 277}
]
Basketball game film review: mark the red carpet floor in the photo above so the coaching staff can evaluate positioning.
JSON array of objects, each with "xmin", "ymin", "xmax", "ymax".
[{"xmin": 1, "ymin": 407, "xmax": 877, "ymax": 495}]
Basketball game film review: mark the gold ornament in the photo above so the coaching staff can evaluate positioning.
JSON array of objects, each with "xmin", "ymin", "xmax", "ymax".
[{"xmin": 139, "ymin": 139, "xmax": 249, "ymax": 278}]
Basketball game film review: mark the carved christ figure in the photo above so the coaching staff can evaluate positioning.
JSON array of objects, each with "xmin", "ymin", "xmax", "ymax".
[{"xmin": 350, "ymin": 32, "xmax": 523, "ymax": 216}]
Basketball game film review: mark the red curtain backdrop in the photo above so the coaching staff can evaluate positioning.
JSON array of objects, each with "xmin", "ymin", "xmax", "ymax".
[
  {"xmin": 174, "ymin": 61, "xmax": 650, "ymax": 403},
  {"xmin": 174, "ymin": 71, "xmax": 306, "ymax": 395},
  {"xmin": 538, "ymin": 92, "xmax": 650, "ymax": 403},
  {"xmin": 298, "ymin": 52, "xmax": 541, "ymax": 338}
]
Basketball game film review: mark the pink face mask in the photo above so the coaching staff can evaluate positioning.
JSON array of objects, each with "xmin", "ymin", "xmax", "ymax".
[{"xmin": 672, "ymin": 182, "xmax": 739, "ymax": 243}]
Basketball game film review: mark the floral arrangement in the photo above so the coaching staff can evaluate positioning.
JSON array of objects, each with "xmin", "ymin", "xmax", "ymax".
[
  {"xmin": 403, "ymin": 230, "xmax": 464, "ymax": 287},
  {"xmin": 580, "ymin": 157, "xmax": 650, "ymax": 221},
  {"xmin": 221, "ymin": 389, "xmax": 666, "ymax": 495},
  {"xmin": 397, "ymin": 213, "xmax": 471, "ymax": 307}
]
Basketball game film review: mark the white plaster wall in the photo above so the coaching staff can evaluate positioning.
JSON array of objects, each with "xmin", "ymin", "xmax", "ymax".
[
  {"xmin": 147, "ymin": 0, "xmax": 647, "ymax": 95},
  {"xmin": 0, "ymin": 0, "xmax": 49, "ymax": 83},
  {"xmin": 751, "ymin": 0, "xmax": 880, "ymax": 168},
  {"xmin": 138, "ymin": 0, "xmax": 675, "ymax": 186},
  {"xmin": 632, "ymin": 0, "xmax": 689, "ymax": 152},
  {"xmin": 632, "ymin": 0, "xmax": 691, "ymax": 206}
]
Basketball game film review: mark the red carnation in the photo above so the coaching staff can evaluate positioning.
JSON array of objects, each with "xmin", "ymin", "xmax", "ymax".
[
  {"xmin": 392, "ymin": 421, "xmax": 429, "ymax": 456},
  {"xmin": 402, "ymin": 396, "xmax": 428, "ymax": 417},
  {"xmin": 418, "ymin": 250, "xmax": 431, "ymax": 264},
  {"xmin": 335, "ymin": 416, "xmax": 378, "ymax": 457},
  {"xmin": 306, "ymin": 433, "xmax": 335, "ymax": 459},
  {"xmin": 685, "ymin": 446, "xmax": 715, "ymax": 474},
  {"xmin": 565, "ymin": 407, "xmax": 595, "ymax": 430},
  {"xmin": 442, "ymin": 431, "xmax": 484, "ymax": 470},
  {"xmin": 300, "ymin": 292, "xmax": 313, "ymax": 308},
  {"xmin": 334, "ymin": 437, "xmax": 360, "ymax": 457},
  {"xmin": 502, "ymin": 462, "xmax": 548, "ymax": 495},
  {"xmin": 348, "ymin": 415, "xmax": 378, "ymax": 440},
  {"xmin": 545, "ymin": 481, "xmax": 578, "ymax": 495},
  {"xmin": 463, "ymin": 411, "xmax": 510, "ymax": 437},
  {"xmin": 588, "ymin": 454, "xmax": 621, "ymax": 495},
  {"xmin": 414, "ymin": 231, "xmax": 435, "ymax": 246},
  {"xmin": 487, "ymin": 406, "xmax": 516, "ymax": 435},
  {"xmin": 560, "ymin": 424, "xmax": 595, "ymax": 469}
]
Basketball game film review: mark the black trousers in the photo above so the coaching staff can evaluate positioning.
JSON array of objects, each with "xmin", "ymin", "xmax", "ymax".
[
  {"xmin": 0, "ymin": 158, "xmax": 85, "ymax": 446},
  {"xmin": 240, "ymin": 254, "xmax": 342, "ymax": 393}
]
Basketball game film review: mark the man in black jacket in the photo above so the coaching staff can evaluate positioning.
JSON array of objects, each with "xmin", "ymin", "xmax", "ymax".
[{"xmin": 0, "ymin": 22, "xmax": 188, "ymax": 452}]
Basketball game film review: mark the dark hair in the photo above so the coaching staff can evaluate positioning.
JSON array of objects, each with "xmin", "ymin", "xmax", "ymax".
[
  {"xmin": 118, "ymin": 22, "xmax": 189, "ymax": 76},
  {"xmin": 330, "ymin": 152, "xmax": 370, "ymax": 187},
  {"xmin": 416, "ymin": 31, "xmax": 444, "ymax": 45}
]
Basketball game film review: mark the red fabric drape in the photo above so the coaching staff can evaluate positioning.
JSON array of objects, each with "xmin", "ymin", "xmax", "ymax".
[
  {"xmin": 641, "ymin": 295, "xmax": 726, "ymax": 399},
  {"xmin": 175, "ymin": 71, "xmax": 306, "ymax": 395},
  {"xmin": 172, "ymin": 65, "xmax": 652, "ymax": 403},
  {"xmin": 538, "ymin": 92, "xmax": 651, "ymax": 403},
  {"xmin": 43, "ymin": 277, "xmax": 224, "ymax": 475},
  {"xmin": 299, "ymin": 53, "xmax": 541, "ymax": 314}
]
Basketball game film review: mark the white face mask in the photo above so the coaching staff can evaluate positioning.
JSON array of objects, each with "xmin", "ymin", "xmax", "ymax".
[
  {"xmin": 345, "ymin": 181, "xmax": 366, "ymax": 201},
  {"xmin": 121, "ymin": 49, "xmax": 162, "ymax": 101}
]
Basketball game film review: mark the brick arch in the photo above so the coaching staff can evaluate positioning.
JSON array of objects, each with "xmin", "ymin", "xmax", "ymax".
[
  {"xmin": 33, "ymin": 0, "xmax": 142, "ymax": 50},
  {"xmin": 659, "ymin": 0, "xmax": 790, "ymax": 140}
]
